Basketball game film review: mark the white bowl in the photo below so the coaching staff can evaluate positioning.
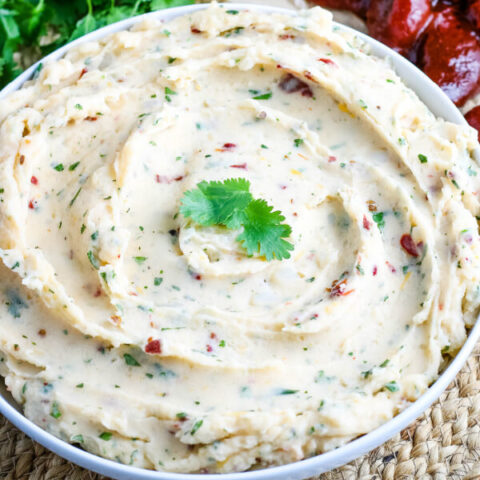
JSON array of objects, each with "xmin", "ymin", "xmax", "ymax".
[{"xmin": 1, "ymin": 3, "xmax": 478, "ymax": 480}]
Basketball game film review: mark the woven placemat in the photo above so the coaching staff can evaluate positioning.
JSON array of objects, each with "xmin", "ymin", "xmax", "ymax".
[{"xmin": 1, "ymin": 344, "xmax": 480, "ymax": 480}]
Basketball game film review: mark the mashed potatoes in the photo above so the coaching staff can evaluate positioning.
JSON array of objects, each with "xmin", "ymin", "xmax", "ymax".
[{"xmin": 0, "ymin": 4, "xmax": 479, "ymax": 473}]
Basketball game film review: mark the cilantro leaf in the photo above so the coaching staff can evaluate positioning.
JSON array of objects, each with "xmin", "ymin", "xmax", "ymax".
[
  {"xmin": 180, "ymin": 178, "xmax": 252, "ymax": 229},
  {"xmin": 237, "ymin": 199, "xmax": 293, "ymax": 261},
  {"xmin": 180, "ymin": 178, "xmax": 293, "ymax": 261}
]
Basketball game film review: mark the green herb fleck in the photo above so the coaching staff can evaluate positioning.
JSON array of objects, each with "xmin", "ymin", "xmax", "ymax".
[
  {"xmin": 191, "ymin": 419, "xmax": 203, "ymax": 435},
  {"xmin": 372, "ymin": 212, "xmax": 385, "ymax": 231},
  {"xmin": 50, "ymin": 402, "xmax": 61, "ymax": 419},
  {"xmin": 251, "ymin": 91, "xmax": 272, "ymax": 100},
  {"xmin": 99, "ymin": 431, "xmax": 112, "ymax": 441},
  {"xmin": 69, "ymin": 187, "xmax": 82, "ymax": 207},
  {"xmin": 124, "ymin": 353, "xmax": 141, "ymax": 367},
  {"xmin": 277, "ymin": 389, "xmax": 298, "ymax": 395},
  {"xmin": 87, "ymin": 251, "xmax": 99, "ymax": 270},
  {"xmin": 384, "ymin": 381, "xmax": 399, "ymax": 392},
  {"xmin": 418, "ymin": 154, "xmax": 428, "ymax": 164}
]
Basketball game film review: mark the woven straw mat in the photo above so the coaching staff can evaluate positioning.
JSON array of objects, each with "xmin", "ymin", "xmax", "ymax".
[{"xmin": 1, "ymin": 344, "xmax": 480, "ymax": 480}]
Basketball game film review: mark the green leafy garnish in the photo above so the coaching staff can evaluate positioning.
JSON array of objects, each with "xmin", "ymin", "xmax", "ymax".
[
  {"xmin": 180, "ymin": 178, "xmax": 294, "ymax": 261},
  {"xmin": 0, "ymin": 0, "xmax": 195, "ymax": 89}
]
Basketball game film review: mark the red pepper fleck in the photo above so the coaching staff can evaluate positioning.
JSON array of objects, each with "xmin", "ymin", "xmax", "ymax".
[
  {"xmin": 279, "ymin": 34, "xmax": 296, "ymax": 40},
  {"xmin": 318, "ymin": 58, "xmax": 337, "ymax": 66},
  {"xmin": 145, "ymin": 339, "xmax": 162, "ymax": 354},
  {"xmin": 93, "ymin": 287, "xmax": 102, "ymax": 297},
  {"xmin": 230, "ymin": 163, "xmax": 247, "ymax": 169},
  {"xmin": 28, "ymin": 200, "xmax": 37, "ymax": 209},
  {"xmin": 156, "ymin": 175, "xmax": 171, "ymax": 184},
  {"xmin": 326, "ymin": 275, "xmax": 354, "ymax": 297},
  {"xmin": 303, "ymin": 70, "xmax": 315, "ymax": 82},
  {"xmin": 191, "ymin": 26, "xmax": 202, "ymax": 34},
  {"xmin": 31, "ymin": 176, "xmax": 38, "ymax": 185},
  {"xmin": 194, "ymin": 273, "xmax": 202, "ymax": 280},
  {"xmin": 174, "ymin": 175, "xmax": 184, "ymax": 182},
  {"xmin": 276, "ymin": 64, "xmax": 283, "ymax": 69},
  {"xmin": 210, "ymin": 332, "xmax": 217, "ymax": 340},
  {"xmin": 38, "ymin": 329, "xmax": 46, "ymax": 336},
  {"xmin": 328, "ymin": 156, "xmax": 337, "ymax": 162},
  {"xmin": 223, "ymin": 143, "xmax": 236, "ymax": 149},
  {"xmin": 79, "ymin": 67, "xmax": 88, "ymax": 79},
  {"xmin": 280, "ymin": 185, "xmax": 287, "ymax": 190},
  {"xmin": 19, "ymin": 155, "xmax": 25, "ymax": 165},
  {"xmin": 206, "ymin": 344, "xmax": 213, "ymax": 353},
  {"xmin": 373, "ymin": 265, "xmax": 378, "ymax": 276},
  {"xmin": 400, "ymin": 233, "xmax": 419, "ymax": 257},
  {"xmin": 439, "ymin": 303, "xmax": 444, "ymax": 311},
  {"xmin": 385, "ymin": 261, "xmax": 397, "ymax": 273},
  {"xmin": 111, "ymin": 315, "xmax": 122, "ymax": 325},
  {"xmin": 363, "ymin": 215, "xmax": 371, "ymax": 230},
  {"xmin": 84, "ymin": 116, "xmax": 98, "ymax": 122}
]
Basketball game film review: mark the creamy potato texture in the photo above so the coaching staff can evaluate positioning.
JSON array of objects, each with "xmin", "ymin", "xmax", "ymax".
[{"xmin": 1, "ymin": 4, "xmax": 480, "ymax": 473}]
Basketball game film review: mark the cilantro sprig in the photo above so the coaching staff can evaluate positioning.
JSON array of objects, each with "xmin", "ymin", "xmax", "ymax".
[{"xmin": 180, "ymin": 178, "xmax": 294, "ymax": 261}]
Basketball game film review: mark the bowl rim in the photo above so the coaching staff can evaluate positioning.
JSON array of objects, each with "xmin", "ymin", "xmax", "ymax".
[{"xmin": 0, "ymin": 3, "xmax": 478, "ymax": 480}]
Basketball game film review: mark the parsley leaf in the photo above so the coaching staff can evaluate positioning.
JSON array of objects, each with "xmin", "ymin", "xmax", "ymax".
[{"xmin": 180, "ymin": 178, "xmax": 293, "ymax": 261}]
